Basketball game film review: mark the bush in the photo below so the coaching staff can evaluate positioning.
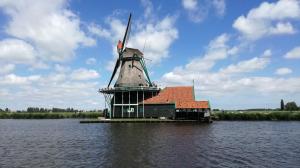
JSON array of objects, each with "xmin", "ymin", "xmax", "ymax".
[
  {"xmin": 285, "ymin": 102, "xmax": 298, "ymax": 111},
  {"xmin": 0, "ymin": 112, "xmax": 103, "ymax": 119},
  {"xmin": 212, "ymin": 111, "xmax": 300, "ymax": 121}
]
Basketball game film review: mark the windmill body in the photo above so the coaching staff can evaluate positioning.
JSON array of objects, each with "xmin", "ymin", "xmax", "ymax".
[{"xmin": 115, "ymin": 48, "xmax": 148, "ymax": 88}]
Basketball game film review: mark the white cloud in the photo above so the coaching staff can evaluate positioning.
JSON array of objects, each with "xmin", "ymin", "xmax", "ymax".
[
  {"xmin": 0, "ymin": 0, "xmax": 95, "ymax": 63},
  {"xmin": 212, "ymin": 0, "xmax": 226, "ymax": 16},
  {"xmin": 184, "ymin": 34, "xmax": 236, "ymax": 72},
  {"xmin": 284, "ymin": 46, "xmax": 300, "ymax": 59},
  {"xmin": 269, "ymin": 22, "xmax": 296, "ymax": 34},
  {"xmin": 141, "ymin": 0, "xmax": 154, "ymax": 19},
  {"xmin": 0, "ymin": 39, "xmax": 35, "ymax": 64},
  {"xmin": 160, "ymin": 33, "xmax": 300, "ymax": 106},
  {"xmin": 181, "ymin": 0, "xmax": 226, "ymax": 23},
  {"xmin": 127, "ymin": 16, "xmax": 178, "ymax": 64},
  {"xmin": 89, "ymin": 13, "xmax": 178, "ymax": 65},
  {"xmin": 86, "ymin": 57, "xmax": 97, "ymax": 65},
  {"xmin": 0, "ymin": 74, "xmax": 40, "ymax": 85},
  {"xmin": 233, "ymin": 0, "xmax": 300, "ymax": 40},
  {"xmin": 220, "ymin": 49, "xmax": 271, "ymax": 75},
  {"xmin": 70, "ymin": 68, "xmax": 100, "ymax": 80},
  {"xmin": 0, "ymin": 72, "xmax": 103, "ymax": 110},
  {"xmin": 182, "ymin": 0, "xmax": 197, "ymax": 10},
  {"xmin": 88, "ymin": 23, "xmax": 111, "ymax": 39},
  {"xmin": 54, "ymin": 64, "xmax": 71, "ymax": 72},
  {"xmin": 0, "ymin": 64, "xmax": 15, "ymax": 74},
  {"xmin": 275, "ymin": 67, "xmax": 292, "ymax": 75}
]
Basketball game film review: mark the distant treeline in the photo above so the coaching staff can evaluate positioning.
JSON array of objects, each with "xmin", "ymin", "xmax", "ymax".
[
  {"xmin": 212, "ymin": 111, "xmax": 300, "ymax": 121},
  {"xmin": 213, "ymin": 101, "xmax": 300, "ymax": 112},
  {"xmin": 0, "ymin": 107, "xmax": 103, "ymax": 119},
  {"xmin": 0, "ymin": 107, "xmax": 102, "ymax": 113},
  {"xmin": 0, "ymin": 112, "xmax": 103, "ymax": 119}
]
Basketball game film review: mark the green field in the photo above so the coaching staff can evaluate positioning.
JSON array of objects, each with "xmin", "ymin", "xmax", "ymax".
[
  {"xmin": 0, "ymin": 112, "xmax": 103, "ymax": 119},
  {"xmin": 212, "ymin": 111, "xmax": 300, "ymax": 121}
]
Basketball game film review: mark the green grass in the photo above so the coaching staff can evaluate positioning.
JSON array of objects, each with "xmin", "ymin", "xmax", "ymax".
[
  {"xmin": 212, "ymin": 111, "xmax": 300, "ymax": 121},
  {"xmin": 0, "ymin": 112, "xmax": 103, "ymax": 119}
]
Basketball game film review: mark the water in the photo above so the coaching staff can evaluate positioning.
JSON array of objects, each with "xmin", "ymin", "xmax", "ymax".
[{"xmin": 0, "ymin": 120, "xmax": 299, "ymax": 168}]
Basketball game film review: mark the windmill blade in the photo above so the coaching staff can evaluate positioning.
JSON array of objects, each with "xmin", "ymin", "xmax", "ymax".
[
  {"xmin": 107, "ymin": 58, "xmax": 120, "ymax": 88},
  {"xmin": 121, "ymin": 13, "xmax": 132, "ymax": 52},
  {"xmin": 125, "ymin": 21, "xmax": 131, "ymax": 45}
]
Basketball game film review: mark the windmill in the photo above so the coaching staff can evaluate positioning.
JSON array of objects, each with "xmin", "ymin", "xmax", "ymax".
[
  {"xmin": 107, "ymin": 13, "xmax": 153, "ymax": 88},
  {"xmin": 99, "ymin": 13, "xmax": 211, "ymax": 121},
  {"xmin": 100, "ymin": 13, "xmax": 159, "ymax": 119}
]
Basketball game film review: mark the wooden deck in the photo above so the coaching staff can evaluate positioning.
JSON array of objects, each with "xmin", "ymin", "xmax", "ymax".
[{"xmin": 79, "ymin": 119, "xmax": 209, "ymax": 123}]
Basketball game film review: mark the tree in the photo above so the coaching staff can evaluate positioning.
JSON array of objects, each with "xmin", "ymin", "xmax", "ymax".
[
  {"xmin": 285, "ymin": 102, "xmax": 298, "ymax": 111},
  {"xmin": 280, "ymin": 99, "xmax": 285, "ymax": 111}
]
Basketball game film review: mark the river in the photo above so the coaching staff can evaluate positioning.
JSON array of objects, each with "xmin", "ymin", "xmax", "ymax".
[{"xmin": 0, "ymin": 120, "xmax": 299, "ymax": 168}]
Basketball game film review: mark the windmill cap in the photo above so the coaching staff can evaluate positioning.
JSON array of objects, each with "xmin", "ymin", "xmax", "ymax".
[{"xmin": 124, "ymin": 47, "xmax": 144, "ymax": 57}]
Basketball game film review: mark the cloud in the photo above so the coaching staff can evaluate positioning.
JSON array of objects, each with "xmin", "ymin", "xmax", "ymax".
[
  {"xmin": 0, "ymin": 72, "xmax": 102, "ymax": 110},
  {"xmin": 89, "ymin": 12, "xmax": 178, "ymax": 65},
  {"xmin": 269, "ymin": 22, "xmax": 296, "ymax": 34},
  {"xmin": 0, "ymin": 0, "xmax": 95, "ymax": 64},
  {"xmin": 233, "ymin": 0, "xmax": 300, "ymax": 40},
  {"xmin": 184, "ymin": 34, "xmax": 236, "ymax": 72},
  {"xmin": 275, "ymin": 67, "xmax": 292, "ymax": 75},
  {"xmin": 54, "ymin": 64, "xmax": 71, "ymax": 72},
  {"xmin": 0, "ymin": 64, "xmax": 15, "ymax": 74},
  {"xmin": 86, "ymin": 57, "xmax": 97, "ymax": 65},
  {"xmin": 182, "ymin": 0, "xmax": 197, "ymax": 10},
  {"xmin": 161, "ymin": 34, "xmax": 236, "ymax": 85},
  {"xmin": 181, "ymin": 0, "xmax": 226, "ymax": 23},
  {"xmin": 88, "ymin": 23, "xmax": 111, "ymax": 39},
  {"xmin": 162, "ymin": 47, "xmax": 271, "ymax": 91},
  {"xmin": 160, "ymin": 33, "xmax": 300, "ymax": 103},
  {"xmin": 70, "ymin": 68, "xmax": 100, "ymax": 80},
  {"xmin": 212, "ymin": 0, "xmax": 226, "ymax": 16},
  {"xmin": 284, "ymin": 46, "xmax": 300, "ymax": 59},
  {"xmin": 127, "ymin": 16, "xmax": 178, "ymax": 64},
  {"xmin": 0, "ymin": 74, "xmax": 40, "ymax": 85},
  {"xmin": 220, "ymin": 49, "xmax": 271, "ymax": 75},
  {"xmin": 141, "ymin": 0, "xmax": 154, "ymax": 19},
  {"xmin": 0, "ymin": 39, "xmax": 35, "ymax": 64}
]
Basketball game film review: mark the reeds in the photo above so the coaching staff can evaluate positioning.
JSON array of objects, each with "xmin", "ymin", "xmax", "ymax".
[
  {"xmin": 0, "ymin": 112, "xmax": 102, "ymax": 119},
  {"xmin": 212, "ymin": 111, "xmax": 300, "ymax": 121}
]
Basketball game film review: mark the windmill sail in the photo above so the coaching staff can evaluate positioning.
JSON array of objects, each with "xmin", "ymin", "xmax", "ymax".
[
  {"xmin": 121, "ymin": 13, "xmax": 132, "ymax": 52},
  {"xmin": 107, "ymin": 13, "xmax": 132, "ymax": 88},
  {"xmin": 107, "ymin": 13, "xmax": 152, "ymax": 88}
]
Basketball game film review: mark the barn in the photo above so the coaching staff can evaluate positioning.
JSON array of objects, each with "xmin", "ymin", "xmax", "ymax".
[{"xmin": 143, "ymin": 86, "xmax": 210, "ymax": 120}]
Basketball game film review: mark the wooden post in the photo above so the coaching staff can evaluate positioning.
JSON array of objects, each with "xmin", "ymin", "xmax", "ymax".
[
  {"xmin": 137, "ymin": 91, "xmax": 139, "ymax": 118},
  {"xmin": 122, "ymin": 91, "xmax": 124, "ymax": 118},
  {"xmin": 129, "ymin": 91, "xmax": 131, "ymax": 118},
  {"xmin": 143, "ymin": 91, "xmax": 145, "ymax": 118},
  {"xmin": 113, "ymin": 93, "xmax": 115, "ymax": 118}
]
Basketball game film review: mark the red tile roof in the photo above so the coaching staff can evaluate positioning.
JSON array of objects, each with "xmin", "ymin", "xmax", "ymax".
[
  {"xmin": 143, "ymin": 86, "xmax": 210, "ymax": 109},
  {"xmin": 176, "ymin": 101, "xmax": 209, "ymax": 109}
]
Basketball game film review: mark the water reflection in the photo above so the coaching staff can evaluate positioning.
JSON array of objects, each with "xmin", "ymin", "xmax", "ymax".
[{"xmin": 0, "ymin": 120, "xmax": 299, "ymax": 168}]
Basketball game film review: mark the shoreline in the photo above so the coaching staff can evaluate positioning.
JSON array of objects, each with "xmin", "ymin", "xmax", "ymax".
[
  {"xmin": 212, "ymin": 111, "xmax": 300, "ymax": 121},
  {"xmin": 0, "ymin": 111, "xmax": 300, "ymax": 121},
  {"xmin": 0, "ymin": 112, "xmax": 102, "ymax": 119}
]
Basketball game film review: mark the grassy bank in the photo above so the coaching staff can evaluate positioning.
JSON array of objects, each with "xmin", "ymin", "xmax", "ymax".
[
  {"xmin": 212, "ymin": 111, "xmax": 300, "ymax": 121},
  {"xmin": 0, "ymin": 112, "xmax": 103, "ymax": 119}
]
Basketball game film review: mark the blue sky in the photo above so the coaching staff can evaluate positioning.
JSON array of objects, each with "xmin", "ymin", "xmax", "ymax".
[{"xmin": 0, "ymin": 0, "xmax": 300, "ymax": 110}]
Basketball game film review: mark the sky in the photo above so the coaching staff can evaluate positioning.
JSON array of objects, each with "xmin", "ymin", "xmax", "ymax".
[{"xmin": 0, "ymin": 0, "xmax": 300, "ymax": 110}]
